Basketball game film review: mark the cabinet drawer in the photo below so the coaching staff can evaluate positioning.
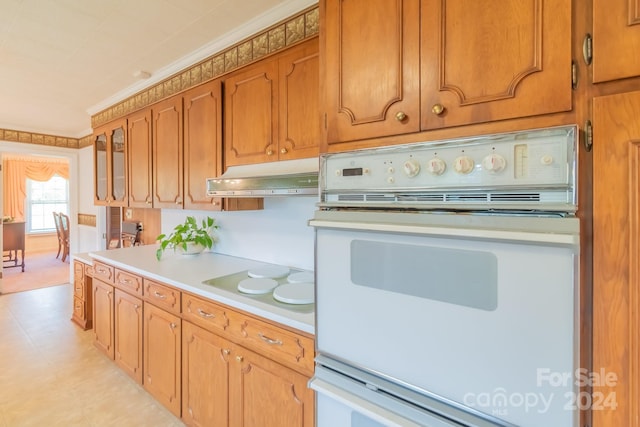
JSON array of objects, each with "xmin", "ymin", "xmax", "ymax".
[
  {"xmin": 85, "ymin": 264, "xmax": 94, "ymax": 277},
  {"xmin": 144, "ymin": 279, "xmax": 180, "ymax": 314},
  {"xmin": 73, "ymin": 279, "xmax": 85, "ymax": 299},
  {"xmin": 182, "ymin": 293, "xmax": 230, "ymax": 334},
  {"xmin": 72, "ymin": 296, "xmax": 85, "ymax": 320},
  {"xmin": 114, "ymin": 269, "xmax": 143, "ymax": 295},
  {"xmin": 228, "ymin": 311, "xmax": 314, "ymax": 375},
  {"xmin": 92, "ymin": 261, "xmax": 114, "ymax": 284}
]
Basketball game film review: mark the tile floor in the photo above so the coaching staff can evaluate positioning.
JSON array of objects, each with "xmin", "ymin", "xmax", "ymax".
[{"xmin": 0, "ymin": 284, "xmax": 184, "ymax": 427}]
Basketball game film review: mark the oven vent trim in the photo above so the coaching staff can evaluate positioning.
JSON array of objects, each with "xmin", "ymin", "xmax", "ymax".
[{"xmin": 331, "ymin": 190, "xmax": 565, "ymax": 205}]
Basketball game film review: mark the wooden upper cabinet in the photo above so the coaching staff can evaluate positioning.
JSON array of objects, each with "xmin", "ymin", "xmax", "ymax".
[
  {"xmin": 593, "ymin": 0, "xmax": 640, "ymax": 83},
  {"xmin": 224, "ymin": 38, "xmax": 320, "ymax": 167},
  {"xmin": 183, "ymin": 79, "xmax": 224, "ymax": 211},
  {"xmin": 152, "ymin": 96, "xmax": 184, "ymax": 208},
  {"xmin": 278, "ymin": 38, "xmax": 320, "ymax": 161},
  {"xmin": 127, "ymin": 108, "xmax": 153, "ymax": 208},
  {"xmin": 322, "ymin": 0, "xmax": 421, "ymax": 143},
  {"xmin": 93, "ymin": 118, "xmax": 128, "ymax": 206},
  {"xmin": 421, "ymin": 0, "xmax": 572, "ymax": 129},
  {"xmin": 224, "ymin": 59, "xmax": 278, "ymax": 166}
]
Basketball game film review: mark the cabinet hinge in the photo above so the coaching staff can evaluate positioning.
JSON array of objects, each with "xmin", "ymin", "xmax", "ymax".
[
  {"xmin": 584, "ymin": 120, "xmax": 593, "ymax": 152},
  {"xmin": 583, "ymin": 34, "xmax": 593, "ymax": 65},
  {"xmin": 571, "ymin": 61, "xmax": 579, "ymax": 89}
]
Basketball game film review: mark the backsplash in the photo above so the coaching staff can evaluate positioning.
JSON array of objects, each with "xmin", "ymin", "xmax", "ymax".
[{"xmin": 161, "ymin": 196, "xmax": 316, "ymax": 271}]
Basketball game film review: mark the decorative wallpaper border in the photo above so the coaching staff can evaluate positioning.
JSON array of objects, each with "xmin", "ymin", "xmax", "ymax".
[
  {"xmin": 0, "ymin": 128, "xmax": 81, "ymax": 149},
  {"xmin": 91, "ymin": 5, "xmax": 319, "ymax": 129},
  {"xmin": 78, "ymin": 213, "xmax": 96, "ymax": 227}
]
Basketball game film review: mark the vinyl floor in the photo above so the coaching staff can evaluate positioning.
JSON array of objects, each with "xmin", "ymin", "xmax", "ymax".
[{"xmin": 0, "ymin": 284, "xmax": 184, "ymax": 427}]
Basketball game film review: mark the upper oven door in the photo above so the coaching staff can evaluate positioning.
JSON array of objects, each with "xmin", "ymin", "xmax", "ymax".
[{"xmin": 310, "ymin": 210, "xmax": 580, "ymax": 427}]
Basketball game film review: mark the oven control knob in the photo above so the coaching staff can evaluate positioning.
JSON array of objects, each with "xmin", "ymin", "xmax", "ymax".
[
  {"xmin": 454, "ymin": 155, "xmax": 475, "ymax": 174},
  {"xmin": 387, "ymin": 176, "xmax": 395, "ymax": 184},
  {"xmin": 482, "ymin": 153, "xmax": 507, "ymax": 173},
  {"xmin": 402, "ymin": 159, "xmax": 420, "ymax": 178},
  {"xmin": 427, "ymin": 158, "xmax": 446, "ymax": 175}
]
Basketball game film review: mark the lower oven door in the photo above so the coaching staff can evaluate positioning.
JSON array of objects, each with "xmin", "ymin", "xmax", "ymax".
[{"xmin": 310, "ymin": 210, "xmax": 580, "ymax": 427}]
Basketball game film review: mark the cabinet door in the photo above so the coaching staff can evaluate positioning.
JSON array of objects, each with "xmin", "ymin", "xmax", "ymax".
[
  {"xmin": 73, "ymin": 260, "xmax": 85, "ymax": 299},
  {"xmin": 593, "ymin": 0, "xmax": 640, "ymax": 83},
  {"xmin": 182, "ymin": 321, "xmax": 230, "ymax": 427},
  {"xmin": 93, "ymin": 127, "xmax": 109, "ymax": 205},
  {"xmin": 592, "ymin": 91, "xmax": 640, "ymax": 426},
  {"xmin": 229, "ymin": 343, "xmax": 314, "ymax": 427},
  {"xmin": 224, "ymin": 59, "xmax": 279, "ymax": 166},
  {"xmin": 128, "ymin": 108, "xmax": 153, "ymax": 208},
  {"xmin": 421, "ymin": 0, "xmax": 571, "ymax": 129},
  {"xmin": 144, "ymin": 302, "xmax": 181, "ymax": 417},
  {"xmin": 323, "ymin": 0, "xmax": 420, "ymax": 143},
  {"xmin": 92, "ymin": 279, "xmax": 114, "ymax": 359},
  {"xmin": 114, "ymin": 289, "xmax": 143, "ymax": 384},
  {"xmin": 183, "ymin": 80, "xmax": 224, "ymax": 211},
  {"xmin": 109, "ymin": 119, "xmax": 128, "ymax": 206},
  {"xmin": 278, "ymin": 38, "xmax": 320, "ymax": 160},
  {"xmin": 153, "ymin": 96, "xmax": 184, "ymax": 208}
]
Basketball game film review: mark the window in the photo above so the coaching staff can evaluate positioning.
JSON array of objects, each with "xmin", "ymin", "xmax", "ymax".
[{"xmin": 26, "ymin": 175, "xmax": 69, "ymax": 233}]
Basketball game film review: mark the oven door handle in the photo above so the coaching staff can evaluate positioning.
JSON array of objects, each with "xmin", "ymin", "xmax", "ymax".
[
  {"xmin": 310, "ymin": 365, "xmax": 461, "ymax": 427},
  {"xmin": 309, "ymin": 219, "xmax": 579, "ymax": 247}
]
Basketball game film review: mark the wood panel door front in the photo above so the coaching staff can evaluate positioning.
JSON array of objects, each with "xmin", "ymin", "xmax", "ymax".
[
  {"xmin": 421, "ymin": 0, "xmax": 572, "ymax": 129},
  {"xmin": 183, "ymin": 79, "xmax": 223, "ymax": 211},
  {"xmin": 144, "ymin": 302, "xmax": 182, "ymax": 417},
  {"xmin": 593, "ymin": 0, "xmax": 640, "ymax": 83},
  {"xmin": 128, "ymin": 108, "xmax": 153, "ymax": 208},
  {"xmin": 278, "ymin": 38, "xmax": 320, "ymax": 160},
  {"xmin": 229, "ymin": 343, "xmax": 314, "ymax": 427},
  {"xmin": 592, "ymin": 90, "xmax": 640, "ymax": 427},
  {"xmin": 114, "ymin": 289, "xmax": 143, "ymax": 384},
  {"xmin": 224, "ymin": 60, "xmax": 278, "ymax": 167},
  {"xmin": 323, "ymin": 0, "xmax": 420, "ymax": 143},
  {"xmin": 92, "ymin": 279, "xmax": 114, "ymax": 359},
  {"xmin": 153, "ymin": 96, "xmax": 184, "ymax": 208},
  {"xmin": 182, "ymin": 321, "xmax": 230, "ymax": 427}
]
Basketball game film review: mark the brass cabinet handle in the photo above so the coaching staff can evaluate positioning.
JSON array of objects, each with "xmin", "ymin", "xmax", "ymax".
[
  {"xmin": 280, "ymin": 147, "xmax": 288, "ymax": 154},
  {"xmin": 258, "ymin": 332, "xmax": 283, "ymax": 346},
  {"xmin": 153, "ymin": 291, "xmax": 166, "ymax": 299},
  {"xmin": 170, "ymin": 322, "xmax": 177, "ymax": 329},
  {"xmin": 266, "ymin": 149, "xmax": 274, "ymax": 155},
  {"xmin": 222, "ymin": 349, "xmax": 230, "ymax": 356},
  {"xmin": 197, "ymin": 308, "xmax": 214, "ymax": 318},
  {"xmin": 395, "ymin": 111, "xmax": 407, "ymax": 121},
  {"xmin": 235, "ymin": 355, "xmax": 243, "ymax": 362},
  {"xmin": 432, "ymin": 104, "xmax": 445, "ymax": 115}
]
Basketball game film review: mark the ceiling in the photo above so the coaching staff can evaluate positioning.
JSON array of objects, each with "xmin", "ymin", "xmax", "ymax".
[{"xmin": 0, "ymin": 0, "xmax": 316, "ymax": 139}]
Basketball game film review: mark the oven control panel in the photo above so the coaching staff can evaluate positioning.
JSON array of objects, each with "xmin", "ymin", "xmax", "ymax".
[{"xmin": 321, "ymin": 126, "xmax": 577, "ymax": 192}]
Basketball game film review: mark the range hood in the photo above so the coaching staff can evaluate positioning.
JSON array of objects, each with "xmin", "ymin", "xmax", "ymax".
[{"xmin": 206, "ymin": 157, "xmax": 319, "ymax": 197}]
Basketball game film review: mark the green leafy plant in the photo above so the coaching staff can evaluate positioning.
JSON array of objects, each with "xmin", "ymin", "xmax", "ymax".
[{"xmin": 156, "ymin": 216, "xmax": 219, "ymax": 260}]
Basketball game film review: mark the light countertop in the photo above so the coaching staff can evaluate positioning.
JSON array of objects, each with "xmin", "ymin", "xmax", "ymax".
[{"xmin": 75, "ymin": 245, "xmax": 314, "ymax": 334}]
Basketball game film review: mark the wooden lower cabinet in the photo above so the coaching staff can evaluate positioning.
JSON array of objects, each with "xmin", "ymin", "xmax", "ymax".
[
  {"xmin": 114, "ymin": 289, "xmax": 143, "ymax": 384},
  {"xmin": 92, "ymin": 279, "xmax": 114, "ymax": 359},
  {"xmin": 143, "ymin": 301, "xmax": 182, "ymax": 418},
  {"xmin": 182, "ymin": 320, "xmax": 314, "ymax": 427},
  {"xmin": 71, "ymin": 260, "xmax": 92, "ymax": 330},
  {"xmin": 182, "ymin": 320, "xmax": 230, "ymax": 426}
]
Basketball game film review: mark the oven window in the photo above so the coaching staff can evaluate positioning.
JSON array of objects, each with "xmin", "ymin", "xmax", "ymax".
[{"xmin": 350, "ymin": 240, "xmax": 498, "ymax": 311}]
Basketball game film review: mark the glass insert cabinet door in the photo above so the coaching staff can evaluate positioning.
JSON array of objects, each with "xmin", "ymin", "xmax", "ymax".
[
  {"xmin": 110, "ymin": 126, "xmax": 126, "ymax": 204},
  {"xmin": 94, "ymin": 131, "xmax": 108, "ymax": 203}
]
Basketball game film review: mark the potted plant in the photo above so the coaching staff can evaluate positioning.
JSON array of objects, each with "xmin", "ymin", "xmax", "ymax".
[{"xmin": 156, "ymin": 216, "xmax": 219, "ymax": 260}]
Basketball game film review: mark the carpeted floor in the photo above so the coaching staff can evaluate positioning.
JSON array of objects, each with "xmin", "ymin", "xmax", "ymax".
[{"xmin": 1, "ymin": 250, "xmax": 70, "ymax": 294}]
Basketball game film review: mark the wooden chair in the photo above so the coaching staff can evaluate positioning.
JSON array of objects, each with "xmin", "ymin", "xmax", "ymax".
[
  {"xmin": 59, "ymin": 213, "xmax": 70, "ymax": 262},
  {"xmin": 53, "ymin": 212, "xmax": 63, "ymax": 258}
]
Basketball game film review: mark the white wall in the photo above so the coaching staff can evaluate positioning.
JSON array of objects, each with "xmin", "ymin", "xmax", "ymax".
[
  {"xmin": 76, "ymin": 145, "xmax": 102, "ymax": 253},
  {"xmin": 161, "ymin": 196, "xmax": 317, "ymax": 271}
]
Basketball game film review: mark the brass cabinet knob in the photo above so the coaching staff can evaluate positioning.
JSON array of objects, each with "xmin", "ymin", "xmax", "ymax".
[
  {"xmin": 222, "ymin": 349, "xmax": 230, "ymax": 356},
  {"xmin": 235, "ymin": 355, "xmax": 243, "ymax": 362},
  {"xmin": 266, "ymin": 149, "xmax": 274, "ymax": 155},
  {"xmin": 280, "ymin": 147, "xmax": 288, "ymax": 154},
  {"xmin": 395, "ymin": 111, "xmax": 407, "ymax": 121},
  {"xmin": 432, "ymin": 104, "xmax": 445, "ymax": 115}
]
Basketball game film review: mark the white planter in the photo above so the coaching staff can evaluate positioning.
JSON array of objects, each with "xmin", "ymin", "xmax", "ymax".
[{"xmin": 177, "ymin": 242, "xmax": 205, "ymax": 255}]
